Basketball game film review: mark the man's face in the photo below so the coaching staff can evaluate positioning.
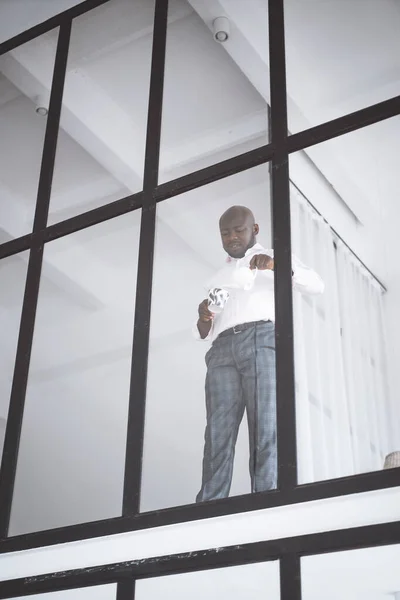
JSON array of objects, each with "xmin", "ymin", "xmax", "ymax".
[{"xmin": 219, "ymin": 212, "xmax": 258, "ymax": 258}]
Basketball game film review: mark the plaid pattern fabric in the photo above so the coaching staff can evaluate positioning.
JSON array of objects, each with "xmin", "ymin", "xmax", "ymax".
[{"xmin": 196, "ymin": 321, "xmax": 277, "ymax": 502}]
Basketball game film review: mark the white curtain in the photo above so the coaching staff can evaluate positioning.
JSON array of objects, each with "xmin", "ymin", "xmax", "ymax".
[{"xmin": 290, "ymin": 186, "xmax": 393, "ymax": 483}]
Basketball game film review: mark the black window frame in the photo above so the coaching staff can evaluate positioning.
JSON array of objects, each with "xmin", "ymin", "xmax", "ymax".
[
  {"xmin": 0, "ymin": 0, "xmax": 399, "ymax": 554},
  {"xmin": 0, "ymin": 521, "xmax": 399, "ymax": 600}
]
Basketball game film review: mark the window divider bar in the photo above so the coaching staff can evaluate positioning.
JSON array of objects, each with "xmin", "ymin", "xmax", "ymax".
[
  {"xmin": 141, "ymin": 0, "xmax": 169, "ymax": 194},
  {"xmin": 122, "ymin": 0, "xmax": 169, "ymax": 516},
  {"xmin": 1, "ymin": 521, "xmax": 399, "ymax": 599},
  {"xmin": 280, "ymin": 554, "xmax": 302, "ymax": 600},
  {"xmin": 268, "ymin": 0, "xmax": 298, "ymax": 492},
  {"xmin": 0, "ymin": 245, "xmax": 44, "ymax": 538},
  {"xmin": 117, "ymin": 579, "xmax": 135, "ymax": 600},
  {"xmin": 0, "ymin": 235, "xmax": 33, "ymax": 261},
  {"xmin": 1, "ymin": 466, "xmax": 399, "ymax": 555},
  {"xmin": 287, "ymin": 95, "xmax": 400, "ymax": 154},
  {"xmin": 33, "ymin": 20, "xmax": 71, "ymax": 232},
  {"xmin": 154, "ymin": 143, "xmax": 275, "ymax": 201},
  {"xmin": 0, "ymin": 20, "xmax": 72, "ymax": 539},
  {"xmin": 43, "ymin": 192, "xmax": 144, "ymax": 245}
]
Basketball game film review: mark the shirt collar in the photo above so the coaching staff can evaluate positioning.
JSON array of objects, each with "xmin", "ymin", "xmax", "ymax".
[{"xmin": 226, "ymin": 242, "xmax": 264, "ymax": 263}]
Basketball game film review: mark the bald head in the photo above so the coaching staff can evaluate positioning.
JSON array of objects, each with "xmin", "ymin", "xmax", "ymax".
[
  {"xmin": 219, "ymin": 206, "xmax": 255, "ymax": 228},
  {"xmin": 219, "ymin": 205, "xmax": 259, "ymax": 258}
]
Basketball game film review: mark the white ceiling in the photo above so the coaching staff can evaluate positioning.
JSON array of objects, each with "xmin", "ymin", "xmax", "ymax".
[
  {"xmin": 285, "ymin": 0, "xmax": 400, "ymax": 129},
  {"xmin": 0, "ymin": 0, "xmax": 84, "ymax": 44}
]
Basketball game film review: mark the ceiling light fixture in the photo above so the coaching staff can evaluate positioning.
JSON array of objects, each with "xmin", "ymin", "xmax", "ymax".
[
  {"xmin": 34, "ymin": 94, "xmax": 49, "ymax": 117},
  {"xmin": 213, "ymin": 17, "xmax": 230, "ymax": 43}
]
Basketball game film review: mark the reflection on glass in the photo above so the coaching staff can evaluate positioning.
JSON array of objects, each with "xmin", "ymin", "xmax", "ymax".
[
  {"xmin": 136, "ymin": 561, "xmax": 280, "ymax": 600},
  {"xmin": 284, "ymin": 0, "xmax": 400, "ymax": 132},
  {"xmin": 12, "ymin": 584, "xmax": 117, "ymax": 600},
  {"xmin": 159, "ymin": 0, "xmax": 269, "ymax": 183},
  {"xmin": 0, "ymin": 30, "xmax": 58, "ymax": 237},
  {"xmin": 302, "ymin": 545, "xmax": 400, "ymax": 600},
  {"xmin": 291, "ymin": 116, "xmax": 400, "ymax": 484},
  {"xmin": 0, "ymin": 252, "xmax": 28, "ymax": 461},
  {"xmin": 47, "ymin": 0, "xmax": 155, "ymax": 225},
  {"xmin": 143, "ymin": 166, "xmax": 278, "ymax": 511},
  {"xmin": 9, "ymin": 211, "xmax": 141, "ymax": 535}
]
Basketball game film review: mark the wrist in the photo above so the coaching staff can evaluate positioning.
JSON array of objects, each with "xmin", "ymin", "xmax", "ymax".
[{"xmin": 197, "ymin": 319, "xmax": 212, "ymax": 339}]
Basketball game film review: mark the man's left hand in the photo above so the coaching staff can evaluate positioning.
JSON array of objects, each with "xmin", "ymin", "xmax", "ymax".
[{"xmin": 249, "ymin": 254, "xmax": 274, "ymax": 271}]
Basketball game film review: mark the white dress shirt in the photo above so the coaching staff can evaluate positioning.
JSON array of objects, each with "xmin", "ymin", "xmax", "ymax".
[{"xmin": 195, "ymin": 242, "xmax": 324, "ymax": 342}]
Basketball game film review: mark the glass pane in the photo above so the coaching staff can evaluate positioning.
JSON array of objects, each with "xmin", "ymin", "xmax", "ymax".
[
  {"xmin": 11, "ymin": 585, "xmax": 117, "ymax": 600},
  {"xmin": 302, "ymin": 544, "xmax": 400, "ymax": 600},
  {"xmin": 0, "ymin": 30, "xmax": 58, "ymax": 237},
  {"xmin": 284, "ymin": 0, "xmax": 400, "ymax": 132},
  {"xmin": 47, "ymin": 0, "xmax": 155, "ymax": 225},
  {"xmin": 159, "ymin": 0, "xmax": 269, "ymax": 183},
  {"xmin": 141, "ymin": 165, "xmax": 278, "ymax": 512},
  {"xmin": 136, "ymin": 561, "xmax": 280, "ymax": 600},
  {"xmin": 9, "ymin": 210, "xmax": 141, "ymax": 535},
  {"xmin": 291, "ymin": 116, "xmax": 400, "ymax": 484},
  {"xmin": 0, "ymin": 252, "xmax": 28, "ymax": 461}
]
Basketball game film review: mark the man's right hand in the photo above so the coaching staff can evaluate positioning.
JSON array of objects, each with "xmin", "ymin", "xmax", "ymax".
[
  {"xmin": 197, "ymin": 299, "xmax": 214, "ymax": 339},
  {"xmin": 198, "ymin": 299, "xmax": 214, "ymax": 322}
]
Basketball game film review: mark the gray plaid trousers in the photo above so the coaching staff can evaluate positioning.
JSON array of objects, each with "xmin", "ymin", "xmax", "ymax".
[{"xmin": 196, "ymin": 321, "xmax": 277, "ymax": 502}]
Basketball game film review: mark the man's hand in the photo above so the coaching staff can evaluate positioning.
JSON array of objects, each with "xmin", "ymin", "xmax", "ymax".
[
  {"xmin": 249, "ymin": 254, "xmax": 274, "ymax": 271},
  {"xmin": 197, "ymin": 299, "xmax": 213, "ymax": 339},
  {"xmin": 198, "ymin": 299, "xmax": 214, "ymax": 322}
]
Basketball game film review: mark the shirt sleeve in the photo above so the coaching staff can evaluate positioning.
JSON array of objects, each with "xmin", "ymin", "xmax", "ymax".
[
  {"xmin": 292, "ymin": 254, "xmax": 324, "ymax": 295},
  {"xmin": 247, "ymin": 248, "xmax": 324, "ymax": 295}
]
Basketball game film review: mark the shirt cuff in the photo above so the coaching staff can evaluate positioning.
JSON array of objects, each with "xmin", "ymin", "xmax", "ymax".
[{"xmin": 292, "ymin": 266, "xmax": 325, "ymax": 294}]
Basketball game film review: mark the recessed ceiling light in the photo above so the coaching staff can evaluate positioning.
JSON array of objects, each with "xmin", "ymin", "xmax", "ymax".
[{"xmin": 35, "ymin": 105, "xmax": 48, "ymax": 117}]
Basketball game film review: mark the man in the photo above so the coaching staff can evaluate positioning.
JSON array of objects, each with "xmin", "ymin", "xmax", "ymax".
[{"xmin": 195, "ymin": 205, "xmax": 324, "ymax": 502}]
